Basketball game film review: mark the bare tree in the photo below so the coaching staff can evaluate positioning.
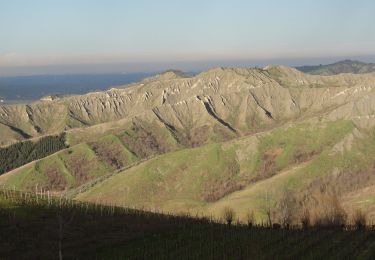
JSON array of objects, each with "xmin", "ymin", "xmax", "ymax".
[
  {"xmin": 276, "ymin": 190, "xmax": 296, "ymax": 228},
  {"xmin": 56, "ymin": 208, "xmax": 75, "ymax": 260},
  {"xmin": 260, "ymin": 191, "xmax": 275, "ymax": 227},
  {"xmin": 299, "ymin": 203, "xmax": 311, "ymax": 230},
  {"xmin": 246, "ymin": 210, "xmax": 255, "ymax": 228},
  {"xmin": 352, "ymin": 209, "xmax": 367, "ymax": 230},
  {"xmin": 308, "ymin": 189, "xmax": 347, "ymax": 228},
  {"xmin": 222, "ymin": 206, "xmax": 236, "ymax": 226}
]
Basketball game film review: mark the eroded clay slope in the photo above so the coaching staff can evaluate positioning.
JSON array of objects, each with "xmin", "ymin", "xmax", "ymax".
[{"xmin": 1, "ymin": 66, "xmax": 375, "ymax": 146}]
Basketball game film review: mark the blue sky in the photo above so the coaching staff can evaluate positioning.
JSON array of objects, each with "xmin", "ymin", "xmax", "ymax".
[{"xmin": 0, "ymin": 0, "xmax": 375, "ymax": 75}]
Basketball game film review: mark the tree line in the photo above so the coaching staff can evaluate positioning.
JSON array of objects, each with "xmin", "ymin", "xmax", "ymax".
[{"xmin": 0, "ymin": 133, "xmax": 68, "ymax": 175}]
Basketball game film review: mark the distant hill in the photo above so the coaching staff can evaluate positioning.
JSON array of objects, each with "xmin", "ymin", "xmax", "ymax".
[{"xmin": 296, "ymin": 59, "xmax": 375, "ymax": 75}]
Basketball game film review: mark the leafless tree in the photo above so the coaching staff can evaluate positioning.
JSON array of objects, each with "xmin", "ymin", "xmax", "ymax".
[
  {"xmin": 56, "ymin": 208, "xmax": 75, "ymax": 260},
  {"xmin": 222, "ymin": 206, "xmax": 236, "ymax": 226},
  {"xmin": 299, "ymin": 203, "xmax": 311, "ymax": 229},
  {"xmin": 352, "ymin": 209, "xmax": 367, "ymax": 230},
  {"xmin": 261, "ymin": 191, "xmax": 274, "ymax": 227},
  {"xmin": 276, "ymin": 190, "xmax": 296, "ymax": 228},
  {"xmin": 246, "ymin": 210, "xmax": 255, "ymax": 228},
  {"xmin": 308, "ymin": 189, "xmax": 347, "ymax": 228}
]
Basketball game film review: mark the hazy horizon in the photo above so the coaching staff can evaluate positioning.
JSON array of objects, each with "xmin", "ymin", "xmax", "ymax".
[
  {"xmin": 1, "ymin": 55, "xmax": 375, "ymax": 77},
  {"xmin": 1, "ymin": 0, "xmax": 375, "ymax": 76}
]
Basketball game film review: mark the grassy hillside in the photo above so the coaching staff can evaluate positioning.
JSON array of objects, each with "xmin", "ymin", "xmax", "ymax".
[
  {"xmin": 76, "ymin": 120, "xmax": 356, "ymax": 219},
  {"xmin": 0, "ymin": 142, "xmax": 111, "ymax": 191},
  {"xmin": 0, "ymin": 137, "xmax": 136, "ymax": 191},
  {"xmin": 208, "ymin": 124, "xmax": 375, "ymax": 221},
  {"xmin": 90, "ymin": 134, "xmax": 138, "ymax": 169},
  {"xmin": 2, "ymin": 189, "xmax": 375, "ymax": 259},
  {"xmin": 0, "ymin": 119, "xmax": 181, "ymax": 192},
  {"xmin": 4, "ymin": 118, "xmax": 375, "ymax": 224},
  {"xmin": 0, "ymin": 133, "xmax": 67, "ymax": 174}
]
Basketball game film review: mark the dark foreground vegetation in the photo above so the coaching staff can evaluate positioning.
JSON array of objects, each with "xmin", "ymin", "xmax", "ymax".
[
  {"xmin": 1, "ymin": 189, "xmax": 375, "ymax": 259},
  {"xmin": 0, "ymin": 133, "xmax": 67, "ymax": 175}
]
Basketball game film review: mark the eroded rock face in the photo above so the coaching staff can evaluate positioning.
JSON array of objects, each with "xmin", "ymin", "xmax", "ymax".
[{"xmin": 1, "ymin": 66, "xmax": 375, "ymax": 146}]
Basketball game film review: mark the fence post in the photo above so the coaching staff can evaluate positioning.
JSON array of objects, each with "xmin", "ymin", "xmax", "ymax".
[{"xmin": 35, "ymin": 185, "xmax": 38, "ymax": 204}]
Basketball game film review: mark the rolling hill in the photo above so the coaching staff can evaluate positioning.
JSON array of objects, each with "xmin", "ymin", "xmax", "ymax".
[{"xmin": 1, "ymin": 65, "xmax": 375, "ymax": 223}]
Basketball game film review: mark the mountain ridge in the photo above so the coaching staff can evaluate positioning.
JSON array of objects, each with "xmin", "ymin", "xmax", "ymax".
[
  {"xmin": 296, "ymin": 59, "xmax": 375, "ymax": 75},
  {"xmin": 1, "ymin": 65, "xmax": 375, "ymax": 147}
]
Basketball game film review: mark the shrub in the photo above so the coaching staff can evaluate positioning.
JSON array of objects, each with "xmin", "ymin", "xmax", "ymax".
[
  {"xmin": 272, "ymin": 223, "xmax": 281, "ymax": 229},
  {"xmin": 300, "ymin": 207, "xmax": 310, "ymax": 230},
  {"xmin": 352, "ymin": 209, "xmax": 367, "ymax": 230},
  {"xmin": 311, "ymin": 191, "xmax": 347, "ymax": 228}
]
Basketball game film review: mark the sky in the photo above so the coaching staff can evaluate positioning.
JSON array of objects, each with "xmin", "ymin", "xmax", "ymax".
[{"xmin": 1, "ymin": 0, "xmax": 375, "ymax": 75}]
